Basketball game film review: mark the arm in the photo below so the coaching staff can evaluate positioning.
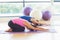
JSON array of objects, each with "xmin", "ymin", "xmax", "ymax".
[
  {"xmin": 30, "ymin": 17, "xmax": 39, "ymax": 24},
  {"xmin": 23, "ymin": 20, "xmax": 48, "ymax": 31},
  {"xmin": 31, "ymin": 17, "xmax": 50, "ymax": 26},
  {"xmin": 38, "ymin": 20, "xmax": 51, "ymax": 26}
]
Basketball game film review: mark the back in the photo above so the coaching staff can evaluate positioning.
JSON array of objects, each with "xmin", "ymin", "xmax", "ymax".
[
  {"xmin": 20, "ymin": 16, "xmax": 32, "ymax": 22},
  {"xmin": 12, "ymin": 18, "xmax": 26, "ymax": 27}
]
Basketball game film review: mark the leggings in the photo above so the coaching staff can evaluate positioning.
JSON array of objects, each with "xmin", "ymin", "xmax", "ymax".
[{"xmin": 8, "ymin": 20, "xmax": 25, "ymax": 32}]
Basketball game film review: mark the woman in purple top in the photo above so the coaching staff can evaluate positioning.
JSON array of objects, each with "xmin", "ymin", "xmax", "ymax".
[{"xmin": 7, "ymin": 18, "xmax": 48, "ymax": 32}]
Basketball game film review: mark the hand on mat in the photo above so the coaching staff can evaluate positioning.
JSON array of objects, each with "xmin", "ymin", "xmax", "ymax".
[{"xmin": 35, "ymin": 27, "xmax": 49, "ymax": 32}]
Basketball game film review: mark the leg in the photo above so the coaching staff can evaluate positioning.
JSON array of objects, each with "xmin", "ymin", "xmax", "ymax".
[{"xmin": 8, "ymin": 20, "xmax": 25, "ymax": 32}]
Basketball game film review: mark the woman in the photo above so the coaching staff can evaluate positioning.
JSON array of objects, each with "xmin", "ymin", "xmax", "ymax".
[
  {"xmin": 20, "ymin": 15, "xmax": 51, "ymax": 31},
  {"xmin": 7, "ymin": 18, "xmax": 48, "ymax": 32}
]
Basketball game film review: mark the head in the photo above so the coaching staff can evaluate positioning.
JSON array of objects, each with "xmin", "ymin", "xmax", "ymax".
[
  {"xmin": 23, "ymin": 7, "xmax": 32, "ymax": 16},
  {"xmin": 42, "ymin": 10, "xmax": 51, "ymax": 21}
]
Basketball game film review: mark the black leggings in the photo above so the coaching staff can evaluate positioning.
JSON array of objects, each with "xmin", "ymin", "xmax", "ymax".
[{"xmin": 8, "ymin": 20, "xmax": 25, "ymax": 32}]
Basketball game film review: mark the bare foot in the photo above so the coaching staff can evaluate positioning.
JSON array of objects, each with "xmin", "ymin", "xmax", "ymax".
[{"xmin": 5, "ymin": 29, "xmax": 12, "ymax": 32}]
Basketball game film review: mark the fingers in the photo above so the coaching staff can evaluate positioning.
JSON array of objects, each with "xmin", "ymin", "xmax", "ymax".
[
  {"xmin": 37, "ymin": 27, "xmax": 49, "ymax": 32},
  {"xmin": 42, "ymin": 29, "xmax": 49, "ymax": 32}
]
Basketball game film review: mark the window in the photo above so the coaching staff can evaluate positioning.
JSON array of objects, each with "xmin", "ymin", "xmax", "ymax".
[
  {"xmin": 0, "ymin": 0, "xmax": 52, "ymax": 16},
  {"xmin": 54, "ymin": 0, "xmax": 60, "ymax": 2},
  {"xmin": 0, "ymin": 0, "xmax": 24, "ymax": 16},
  {"xmin": 0, "ymin": 0, "xmax": 23, "ymax": 2},
  {"xmin": 25, "ymin": 0, "xmax": 50, "ymax": 1},
  {"xmin": 0, "ymin": 3, "xmax": 23, "ymax": 13},
  {"xmin": 53, "ymin": 1, "xmax": 60, "ymax": 14},
  {"xmin": 0, "ymin": 3, "xmax": 23, "ymax": 16},
  {"xmin": 25, "ymin": 3, "xmax": 51, "ymax": 9}
]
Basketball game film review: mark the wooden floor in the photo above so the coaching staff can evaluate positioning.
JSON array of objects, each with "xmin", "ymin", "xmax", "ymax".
[
  {"xmin": 0, "ymin": 15, "xmax": 60, "ymax": 40},
  {"xmin": 0, "ymin": 32, "xmax": 55, "ymax": 40}
]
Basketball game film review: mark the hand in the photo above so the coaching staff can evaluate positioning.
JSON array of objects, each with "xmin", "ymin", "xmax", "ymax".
[{"xmin": 35, "ymin": 27, "xmax": 49, "ymax": 32}]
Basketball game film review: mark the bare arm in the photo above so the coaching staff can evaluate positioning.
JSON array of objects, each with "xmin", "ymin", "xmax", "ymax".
[
  {"xmin": 30, "ymin": 17, "xmax": 39, "ymax": 24},
  {"xmin": 38, "ymin": 20, "xmax": 51, "ymax": 26},
  {"xmin": 23, "ymin": 20, "xmax": 48, "ymax": 31},
  {"xmin": 31, "ymin": 17, "xmax": 50, "ymax": 26}
]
